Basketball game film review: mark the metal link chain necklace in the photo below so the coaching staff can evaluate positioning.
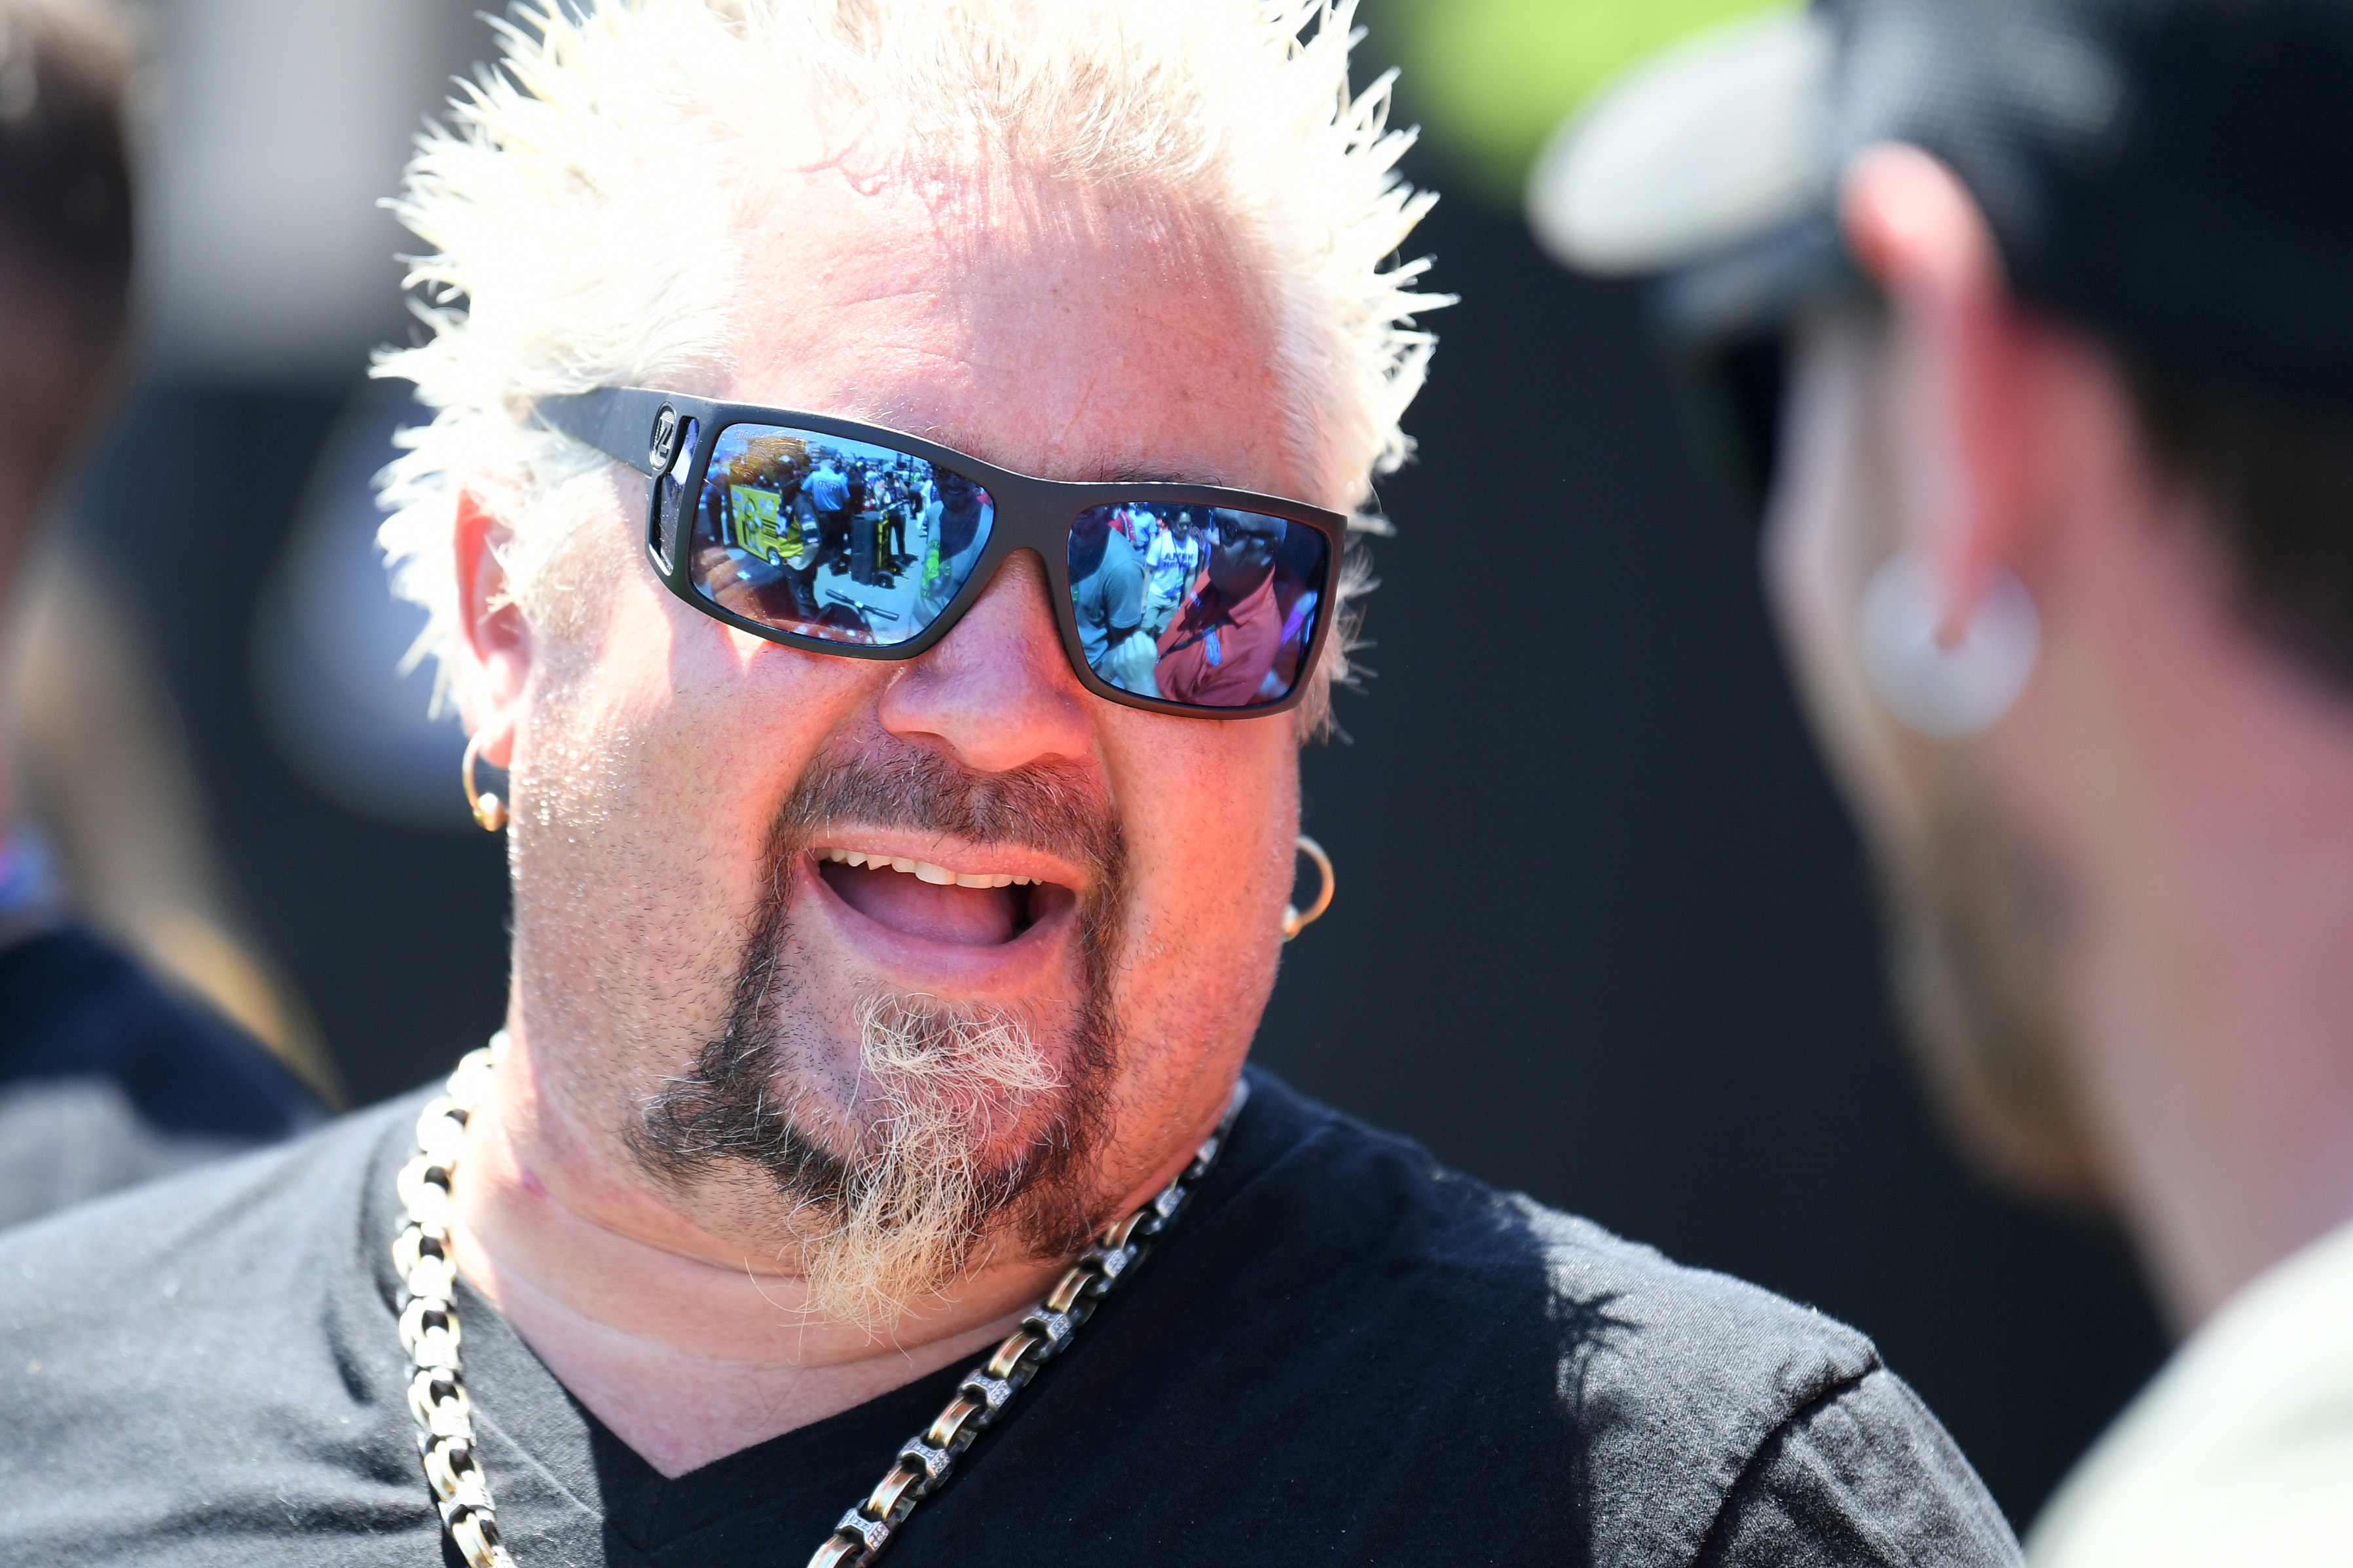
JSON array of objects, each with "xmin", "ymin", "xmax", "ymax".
[{"xmin": 392, "ymin": 1032, "xmax": 1246, "ymax": 1568}]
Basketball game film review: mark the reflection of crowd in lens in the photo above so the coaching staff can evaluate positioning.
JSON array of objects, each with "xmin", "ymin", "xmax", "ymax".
[
  {"xmin": 1068, "ymin": 504, "xmax": 1321, "ymax": 707},
  {"xmin": 690, "ymin": 432, "xmax": 1318, "ymax": 704},
  {"xmin": 690, "ymin": 430, "xmax": 995, "ymax": 646}
]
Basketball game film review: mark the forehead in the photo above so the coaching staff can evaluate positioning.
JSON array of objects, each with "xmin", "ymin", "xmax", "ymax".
[{"xmin": 715, "ymin": 159, "xmax": 1304, "ymax": 499}]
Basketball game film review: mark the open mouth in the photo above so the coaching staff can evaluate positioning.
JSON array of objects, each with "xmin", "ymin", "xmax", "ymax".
[{"xmin": 813, "ymin": 847, "xmax": 1075, "ymax": 947}]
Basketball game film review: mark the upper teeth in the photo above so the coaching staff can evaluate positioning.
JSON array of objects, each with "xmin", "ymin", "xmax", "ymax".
[{"xmin": 817, "ymin": 847, "xmax": 1037, "ymax": 889}]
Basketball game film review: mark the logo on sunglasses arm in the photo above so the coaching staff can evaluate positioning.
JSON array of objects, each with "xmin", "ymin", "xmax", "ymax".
[{"xmin": 650, "ymin": 406, "xmax": 682, "ymax": 472}]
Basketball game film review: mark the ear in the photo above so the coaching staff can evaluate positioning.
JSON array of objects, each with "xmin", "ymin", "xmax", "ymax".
[
  {"xmin": 452, "ymin": 488, "xmax": 531, "ymax": 769},
  {"xmin": 1841, "ymin": 143, "xmax": 2047, "ymax": 642}
]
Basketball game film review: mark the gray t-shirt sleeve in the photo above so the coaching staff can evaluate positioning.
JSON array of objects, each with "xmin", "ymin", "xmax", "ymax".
[
  {"xmin": 1071, "ymin": 543, "xmax": 1145, "ymax": 663},
  {"xmin": 1107, "ymin": 554, "xmax": 1143, "ymax": 632},
  {"xmin": 1699, "ymin": 1369, "xmax": 2023, "ymax": 1568}
]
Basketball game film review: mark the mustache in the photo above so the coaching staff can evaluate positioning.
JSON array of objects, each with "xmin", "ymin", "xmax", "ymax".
[{"xmin": 779, "ymin": 742, "xmax": 1123, "ymax": 873}]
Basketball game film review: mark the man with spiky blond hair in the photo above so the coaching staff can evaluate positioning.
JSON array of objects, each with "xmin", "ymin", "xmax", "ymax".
[{"xmin": 0, "ymin": 3, "xmax": 2012, "ymax": 1564}]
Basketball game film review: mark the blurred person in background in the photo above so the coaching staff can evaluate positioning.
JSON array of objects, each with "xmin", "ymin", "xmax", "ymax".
[
  {"xmin": 0, "ymin": 3, "xmax": 2018, "ymax": 1564},
  {"xmin": 1538, "ymin": 0, "xmax": 2353, "ymax": 1561},
  {"xmin": 0, "ymin": 0, "xmax": 322, "ymax": 1227}
]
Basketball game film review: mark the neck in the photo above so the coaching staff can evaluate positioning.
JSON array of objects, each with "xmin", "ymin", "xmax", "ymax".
[
  {"xmin": 447, "ymin": 1027, "xmax": 1209, "ymax": 1476},
  {"xmin": 2019, "ymin": 484, "xmax": 2353, "ymax": 1332}
]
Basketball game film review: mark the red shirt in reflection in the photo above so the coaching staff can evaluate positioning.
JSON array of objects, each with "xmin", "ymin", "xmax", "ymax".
[{"xmin": 1155, "ymin": 567, "xmax": 1282, "ymax": 706}]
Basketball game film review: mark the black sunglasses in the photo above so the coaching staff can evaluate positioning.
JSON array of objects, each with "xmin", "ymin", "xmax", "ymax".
[{"xmin": 534, "ymin": 388, "xmax": 1348, "ymax": 718}]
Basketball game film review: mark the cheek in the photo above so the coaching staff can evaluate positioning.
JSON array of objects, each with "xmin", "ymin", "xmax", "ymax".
[
  {"xmin": 1096, "ymin": 716, "xmax": 1293, "ymax": 1164},
  {"xmin": 1764, "ymin": 497, "xmax": 1858, "ymax": 720},
  {"xmin": 1764, "ymin": 376, "xmax": 1931, "ymax": 831},
  {"xmin": 1765, "ymin": 435, "xmax": 1990, "ymax": 872},
  {"xmin": 1103, "ymin": 712, "xmax": 1297, "ymax": 960},
  {"xmin": 513, "ymin": 561, "xmax": 885, "ymax": 968}
]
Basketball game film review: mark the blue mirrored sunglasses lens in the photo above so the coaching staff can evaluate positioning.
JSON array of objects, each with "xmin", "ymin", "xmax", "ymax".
[
  {"xmin": 1067, "ymin": 503, "xmax": 1327, "ymax": 710},
  {"xmin": 685, "ymin": 422, "xmax": 995, "ymax": 647}
]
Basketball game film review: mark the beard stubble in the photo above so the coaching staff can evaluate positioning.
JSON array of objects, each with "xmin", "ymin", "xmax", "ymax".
[
  {"xmin": 1880, "ymin": 761, "xmax": 2109, "ymax": 1201},
  {"xmin": 628, "ymin": 744, "xmax": 1128, "ymax": 1330}
]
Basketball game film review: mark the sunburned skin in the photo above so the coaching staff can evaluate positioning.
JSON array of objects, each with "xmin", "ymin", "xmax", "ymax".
[{"xmin": 442, "ymin": 153, "xmax": 1322, "ymax": 1476}]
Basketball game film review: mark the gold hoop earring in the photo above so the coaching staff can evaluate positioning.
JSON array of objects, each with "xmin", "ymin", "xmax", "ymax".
[
  {"xmin": 461, "ymin": 729, "xmax": 508, "ymax": 833},
  {"xmin": 1282, "ymin": 835, "xmax": 1334, "ymax": 941}
]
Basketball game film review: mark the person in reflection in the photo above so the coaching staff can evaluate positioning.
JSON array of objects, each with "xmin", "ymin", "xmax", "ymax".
[
  {"xmin": 1539, "ymin": 0, "xmax": 2353, "ymax": 1561},
  {"xmin": 1153, "ymin": 507, "xmax": 1286, "ymax": 706},
  {"xmin": 1141, "ymin": 507, "xmax": 1199, "ymax": 636},
  {"xmin": 1066, "ymin": 503, "xmax": 1153, "ymax": 695},
  {"xmin": 806, "ymin": 454, "xmax": 849, "ymax": 524},
  {"xmin": 0, "ymin": 0, "xmax": 322, "ymax": 1228},
  {"xmin": 1136, "ymin": 509, "xmax": 1179, "ymax": 635},
  {"xmin": 914, "ymin": 463, "xmax": 989, "ymax": 621},
  {"xmin": 0, "ymin": 4, "xmax": 2014, "ymax": 1565},
  {"xmin": 876, "ymin": 479, "xmax": 908, "ymax": 577}
]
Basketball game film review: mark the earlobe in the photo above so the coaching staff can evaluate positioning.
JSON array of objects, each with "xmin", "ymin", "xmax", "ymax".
[{"xmin": 454, "ymin": 488, "xmax": 530, "ymax": 769}]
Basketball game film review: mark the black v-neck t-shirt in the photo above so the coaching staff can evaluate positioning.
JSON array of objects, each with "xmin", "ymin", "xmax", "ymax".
[{"xmin": 0, "ymin": 1068, "xmax": 2019, "ymax": 1566}]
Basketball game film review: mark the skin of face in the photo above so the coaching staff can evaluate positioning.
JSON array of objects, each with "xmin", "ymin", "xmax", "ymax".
[
  {"xmin": 441, "ymin": 155, "xmax": 1315, "ymax": 1473},
  {"xmin": 1766, "ymin": 301, "xmax": 2096, "ymax": 1198},
  {"xmin": 1766, "ymin": 144, "xmax": 2353, "ymax": 1333}
]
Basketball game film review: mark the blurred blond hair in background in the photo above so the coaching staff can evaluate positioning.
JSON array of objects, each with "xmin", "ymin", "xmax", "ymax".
[{"xmin": 7, "ymin": 545, "xmax": 335, "ymax": 1101}]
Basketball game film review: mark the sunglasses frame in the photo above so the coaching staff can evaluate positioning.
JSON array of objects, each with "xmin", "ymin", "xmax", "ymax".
[{"xmin": 535, "ymin": 386, "xmax": 1349, "ymax": 720}]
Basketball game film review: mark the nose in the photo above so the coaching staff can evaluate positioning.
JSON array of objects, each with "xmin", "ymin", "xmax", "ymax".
[{"xmin": 877, "ymin": 550, "xmax": 1094, "ymax": 774}]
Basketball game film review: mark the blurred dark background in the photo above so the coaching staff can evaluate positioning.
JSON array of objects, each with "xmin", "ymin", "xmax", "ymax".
[{"xmin": 54, "ymin": 0, "xmax": 2164, "ymax": 1530}]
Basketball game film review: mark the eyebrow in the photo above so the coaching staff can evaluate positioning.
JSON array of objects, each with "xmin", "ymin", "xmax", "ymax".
[
  {"xmin": 1089, "ymin": 464, "xmax": 1225, "ymax": 486},
  {"xmin": 906, "ymin": 420, "xmax": 1227, "ymax": 488}
]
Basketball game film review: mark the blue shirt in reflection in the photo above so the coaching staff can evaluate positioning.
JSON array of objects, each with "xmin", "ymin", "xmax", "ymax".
[{"xmin": 806, "ymin": 464, "xmax": 849, "ymax": 513}]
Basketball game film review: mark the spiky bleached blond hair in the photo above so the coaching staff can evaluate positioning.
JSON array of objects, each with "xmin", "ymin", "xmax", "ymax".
[{"xmin": 375, "ymin": 0, "xmax": 1443, "ymax": 710}]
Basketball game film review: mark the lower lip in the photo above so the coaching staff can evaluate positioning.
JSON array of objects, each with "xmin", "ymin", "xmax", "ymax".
[{"xmin": 794, "ymin": 856, "xmax": 1080, "ymax": 994}]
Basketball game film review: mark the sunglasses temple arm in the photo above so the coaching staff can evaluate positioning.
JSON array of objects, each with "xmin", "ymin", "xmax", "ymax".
[{"xmin": 534, "ymin": 388, "xmax": 676, "ymax": 476}]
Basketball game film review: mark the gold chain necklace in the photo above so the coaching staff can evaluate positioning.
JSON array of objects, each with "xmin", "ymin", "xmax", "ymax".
[{"xmin": 392, "ymin": 1032, "xmax": 1244, "ymax": 1568}]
